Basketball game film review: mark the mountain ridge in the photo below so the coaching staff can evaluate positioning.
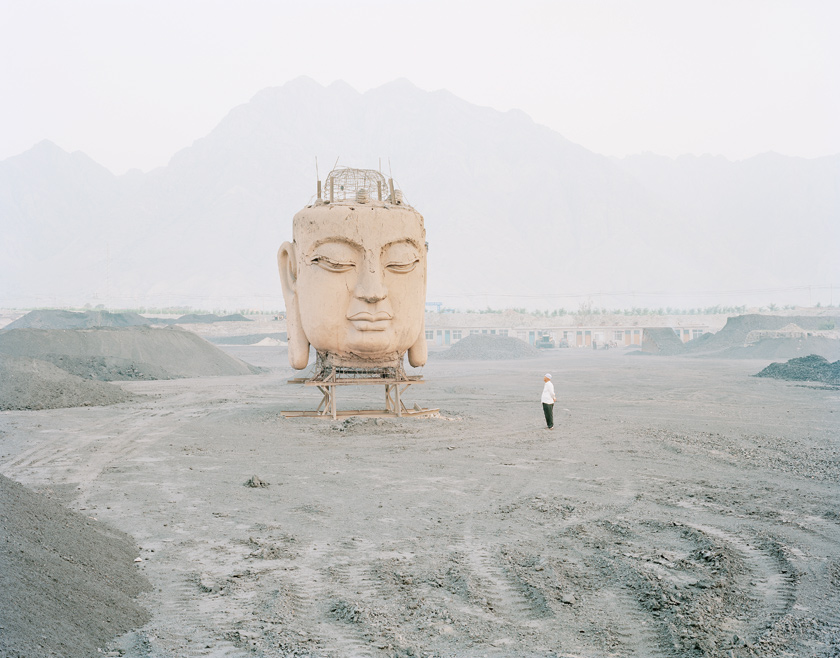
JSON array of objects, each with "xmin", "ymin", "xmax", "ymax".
[{"xmin": 1, "ymin": 79, "xmax": 837, "ymax": 309}]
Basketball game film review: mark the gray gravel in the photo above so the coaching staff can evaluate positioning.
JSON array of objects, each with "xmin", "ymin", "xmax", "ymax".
[{"xmin": 0, "ymin": 474, "xmax": 150, "ymax": 658}]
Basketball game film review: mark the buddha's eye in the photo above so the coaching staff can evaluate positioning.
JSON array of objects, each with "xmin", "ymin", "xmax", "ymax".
[
  {"xmin": 383, "ymin": 242, "xmax": 420, "ymax": 274},
  {"xmin": 310, "ymin": 240, "xmax": 360, "ymax": 273},
  {"xmin": 385, "ymin": 259, "xmax": 419, "ymax": 273},
  {"xmin": 312, "ymin": 256, "xmax": 355, "ymax": 273}
]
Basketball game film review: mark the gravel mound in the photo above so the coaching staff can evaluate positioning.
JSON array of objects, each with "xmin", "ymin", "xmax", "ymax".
[
  {"xmin": 0, "ymin": 326, "xmax": 257, "ymax": 380},
  {"xmin": 27, "ymin": 354, "xmax": 175, "ymax": 381},
  {"xmin": 3, "ymin": 309, "xmax": 151, "ymax": 331},
  {"xmin": 206, "ymin": 332, "xmax": 287, "ymax": 345},
  {"xmin": 685, "ymin": 314, "xmax": 840, "ymax": 356},
  {"xmin": 0, "ymin": 474, "xmax": 150, "ymax": 658},
  {"xmin": 0, "ymin": 355, "xmax": 133, "ymax": 410},
  {"xmin": 718, "ymin": 335, "xmax": 840, "ymax": 361},
  {"xmin": 755, "ymin": 354, "xmax": 840, "ymax": 385},
  {"xmin": 435, "ymin": 334, "xmax": 540, "ymax": 360},
  {"xmin": 642, "ymin": 327, "xmax": 687, "ymax": 355}
]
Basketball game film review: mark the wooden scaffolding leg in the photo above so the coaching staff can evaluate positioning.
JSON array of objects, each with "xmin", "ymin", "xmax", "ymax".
[
  {"xmin": 400, "ymin": 384, "xmax": 412, "ymax": 414},
  {"xmin": 282, "ymin": 378, "xmax": 435, "ymax": 419},
  {"xmin": 316, "ymin": 386, "xmax": 329, "ymax": 415},
  {"xmin": 384, "ymin": 383, "xmax": 412, "ymax": 416}
]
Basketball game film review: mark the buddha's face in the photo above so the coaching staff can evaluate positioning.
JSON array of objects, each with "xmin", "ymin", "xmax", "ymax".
[{"xmin": 285, "ymin": 205, "xmax": 426, "ymax": 362}]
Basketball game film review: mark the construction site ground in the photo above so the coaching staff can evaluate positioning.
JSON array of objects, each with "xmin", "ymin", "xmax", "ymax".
[{"xmin": 1, "ymin": 345, "xmax": 839, "ymax": 657}]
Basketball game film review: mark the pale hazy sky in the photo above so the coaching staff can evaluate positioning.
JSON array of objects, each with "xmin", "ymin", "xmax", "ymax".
[{"xmin": 2, "ymin": 0, "xmax": 838, "ymax": 174}]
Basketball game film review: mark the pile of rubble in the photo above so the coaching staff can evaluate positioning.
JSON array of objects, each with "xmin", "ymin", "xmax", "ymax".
[
  {"xmin": 0, "ymin": 355, "xmax": 133, "ymax": 410},
  {"xmin": 755, "ymin": 354, "xmax": 840, "ymax": 385},
  {"xmin": 0, "ymin": 475, "xmax": 150, "ymax": 658}
]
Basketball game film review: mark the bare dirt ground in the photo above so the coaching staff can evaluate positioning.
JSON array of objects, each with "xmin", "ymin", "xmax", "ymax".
[{"xmin": 1, "ymin": 347, "xmax": 839, "ymax": 657}]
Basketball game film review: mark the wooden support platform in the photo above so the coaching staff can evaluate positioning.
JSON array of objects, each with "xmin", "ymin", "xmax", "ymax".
[{"xmin": 282, "ymin": 375, "xmax": 438, "ymax": 419}]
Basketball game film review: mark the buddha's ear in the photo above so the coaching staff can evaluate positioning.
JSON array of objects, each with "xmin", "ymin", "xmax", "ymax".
[
  {"xmin": 278, "ymin": 242, "xmax": 297, "ymax": 297},
  {"xmin": 278, "ymin": 243, "xmax": 310, "ymax": 370},
  {"xmin": 407, "ymin": 320, "xmax": 427, "ymax": 367},
  {"xmin": 407, "ymin": 250, "xmax": 429, "ymax": 368}
]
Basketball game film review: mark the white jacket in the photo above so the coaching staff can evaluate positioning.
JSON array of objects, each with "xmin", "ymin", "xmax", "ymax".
[{"xmin": 541, "ymin": 380, "xmax": 555, "ymax": 404}]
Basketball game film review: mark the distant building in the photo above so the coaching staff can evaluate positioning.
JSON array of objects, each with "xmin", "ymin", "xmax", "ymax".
[{"xmin": 423, "ymin": 311, "xmax": 713, "ymax": 347}]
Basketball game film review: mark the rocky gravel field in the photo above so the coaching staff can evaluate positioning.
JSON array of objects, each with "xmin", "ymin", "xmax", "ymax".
[{"xmin": 1, "ymin": 346, "xmax": 838, "ymax": 657}]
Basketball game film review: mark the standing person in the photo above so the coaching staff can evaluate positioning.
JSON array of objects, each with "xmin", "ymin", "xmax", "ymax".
[{"xmin": 541, "ymin": 373, "xmax": 556, "ymax": 429}]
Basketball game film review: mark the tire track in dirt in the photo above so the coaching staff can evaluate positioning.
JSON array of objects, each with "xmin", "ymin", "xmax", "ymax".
[
  {"xmin": 1, "ymin": 411, "xmax": 141, "ymax": 474},
  {"xmin": 688, "ymin": 523, "xmax": 798, "ymax": 645},
  {"xmin": 2, "ymin": 408, "xmax": 158, "ymax": 486},
  {"xmin": 1, "ymin": 399, "xmax": 219, "ymax": 508},
  {"xmin": 1, "ymin": 415, "xmax": 156, "ymax": 512},
  {"xmin": 787, "ymin": 515, "xmax": 840, "ymax": 648},
  {"xmin": 280, "ymin": 543, "xmax": 378, "ymax": 657},
  {"xmin": 635, "ymin": 487, "xmax": 840, "ymax": 654},
  {"xmin": 821, "ymin": 559, "xmax": 840, "ymax": 653},
  {"xmin": 366, "ymin": 549, "xmax": 476, "ymax": 650},
  {"xmin": 582, "ymin": 585, "xmax": 678, "ymax": 657},
  {"xmin": 2, "ymin": 429, "xmax": 85, "ymax": 473},
  {"xmin": 594, "ymin": 503, "xmax": 808, "ymax": 654},
  {"xmin": 120, "ymin": 560, "xmax": 248, "ymax": 657},
  {"xmin": 549, "ymin": 519, "xmax": 681, "ymax": 657},
  {"xmin": 140, "ymin": 530, "xmax": 269, "ymax": 657},
  {"xmin": 451, "ymin": 526, "xmax": 554, "ymax": 642},
  {"xmin": 167, "ymin": 573, "xmax": 240, "ymax": 657},
  {"xmin": 479, "ymin": 482, "xmax": 684, "ymax": 655}
]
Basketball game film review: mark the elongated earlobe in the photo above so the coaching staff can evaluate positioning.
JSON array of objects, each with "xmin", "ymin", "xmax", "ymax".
[
  {"xmin": 278, "ymin": 242, "xmax": 310, "ymax": 369},
  {"xmin": 407, "ymin": 320, "xmax": 427, "ymax": 367}
]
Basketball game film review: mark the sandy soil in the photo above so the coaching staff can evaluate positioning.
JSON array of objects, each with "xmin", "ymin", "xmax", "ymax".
[{"xmin": 1, "ymin": 346, "xmax": 839, "ymax": 657}]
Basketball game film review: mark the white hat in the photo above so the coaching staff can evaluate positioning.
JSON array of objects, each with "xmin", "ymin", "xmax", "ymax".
[{"xmin": 545, "ymin": 373, "xmax": 551, "ymax": 379}]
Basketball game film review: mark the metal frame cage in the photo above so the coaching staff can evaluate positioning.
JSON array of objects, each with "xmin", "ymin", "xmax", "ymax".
[{"xmin": 321, "ymin": 167, "xmax": 403, "ymax": 205}]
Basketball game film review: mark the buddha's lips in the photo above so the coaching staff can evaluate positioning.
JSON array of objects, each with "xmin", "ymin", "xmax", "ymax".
[
  {"xmin": 347, "ymin": 311, "xmax": 393, "ymax": 322},
  {"xmin": 347, "ymin": 311, "xmax": 393, "ymax": 330}
]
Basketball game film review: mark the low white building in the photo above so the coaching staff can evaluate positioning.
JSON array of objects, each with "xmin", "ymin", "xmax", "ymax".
[{"xmin": 423, "ymin": 310, "xmax": 716, "ymax": 347}]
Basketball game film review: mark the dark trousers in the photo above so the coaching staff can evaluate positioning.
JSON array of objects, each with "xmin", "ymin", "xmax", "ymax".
[{"xmin": 542, "ymin": 402, "xmax": 554, "ymax": 428}]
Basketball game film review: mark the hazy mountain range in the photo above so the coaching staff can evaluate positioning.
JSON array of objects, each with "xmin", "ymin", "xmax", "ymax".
[{"xmin": 1, "ymin": 77, "xmax": 837, "ymax": 310}]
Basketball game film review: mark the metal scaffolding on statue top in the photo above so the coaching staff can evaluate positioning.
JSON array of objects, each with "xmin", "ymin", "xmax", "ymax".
[{"xmin": 320, "ymin": 167, "xmax": 405, "ymax": 206}]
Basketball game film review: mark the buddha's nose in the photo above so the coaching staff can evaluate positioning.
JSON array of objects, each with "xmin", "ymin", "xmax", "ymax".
[{"xmin": 354, "ymin": 260, "xmax": 387, "ymax": 303}]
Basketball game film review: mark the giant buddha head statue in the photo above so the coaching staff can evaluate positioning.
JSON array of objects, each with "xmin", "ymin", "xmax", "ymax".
[{"xmin": 277, "ymin": 168, "xmax": 428, "ymax": 371}]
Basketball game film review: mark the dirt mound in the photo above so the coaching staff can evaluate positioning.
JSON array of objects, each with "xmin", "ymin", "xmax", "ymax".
[
  {"xmin": 0, "ymin": 326, "xmax": 257, "ymax": 380},
  {"xmin": 28, "ymin": 354, "xmax": 175, "ymax": 381},
  {"xmin": 435, "ymin": 334, "xmax": 540, "ymax": 360},
  {"xmin": 0, "ymin": 355, "xmax": 133, "ymax": 410},
  {"xmin": 755, "ymin": 354, "xmax": 840, "ymax": 385},
  {"xmin": 252, "ymin": 337, "xmax": 284, "ymax": 346},
  {"xmin": 685, "ymin": 314, "xmax": 840, "ymax": 355},
  {"xmin": 642, "ymin": 327, "xmax": 686, "ymax": 355},
  {"xmin": 175, "ymin": 313, "xmax": 251, "ymax": 324},
  {"xmin": 207, "ymin": 332, "xmax": 287, "ymax": 345},
  {"xmin": 745, "ymin": 322, "xmax": 808, "ymax": 343},
  {"xmin": 3, "ymin": 309, "xmax": 151, "ymax": 331},
  {"xmin": 718, "ymin": 335, "xmax": 840, "ymax": 361},
  {"xmin": 0, "ymin": 474, "xmax": 150, "ymax": 658}
]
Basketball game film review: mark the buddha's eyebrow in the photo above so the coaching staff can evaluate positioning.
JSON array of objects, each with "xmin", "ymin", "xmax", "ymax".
[
  {"xmin": 310, "ymin": 237, "xmax": 364, "ymax": 252},
  {"xmin": 382, "ymin": 238, "xmax": 422, "ymax": 251}
]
